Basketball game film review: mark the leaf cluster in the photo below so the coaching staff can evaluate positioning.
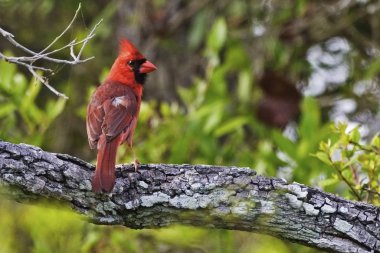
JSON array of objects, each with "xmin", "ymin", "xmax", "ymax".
[{"xmin": 315, "ymin": 123, "xmax": 380, "ymax": 204}]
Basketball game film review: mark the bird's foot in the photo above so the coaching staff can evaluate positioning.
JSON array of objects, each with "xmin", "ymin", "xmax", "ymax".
[{"xmin": 133, "ymin": 159, "xmax": 140, "ymax": 172}]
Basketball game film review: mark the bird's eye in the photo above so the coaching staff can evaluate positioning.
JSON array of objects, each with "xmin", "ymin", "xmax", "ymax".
[{"xmin": 128, "ymin": 60, "xmax": 135, "ymax": 66}]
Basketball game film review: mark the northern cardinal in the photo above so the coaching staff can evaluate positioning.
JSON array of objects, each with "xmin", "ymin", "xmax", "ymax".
[{"xmin": 86, "ymin": 38, "xmax": 157, "ymax": 193}]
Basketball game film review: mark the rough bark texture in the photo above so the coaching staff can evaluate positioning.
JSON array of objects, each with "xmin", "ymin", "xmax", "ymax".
[{"xmin": 0, "ymin": 140, "xmax": 380, "ymax": 253}]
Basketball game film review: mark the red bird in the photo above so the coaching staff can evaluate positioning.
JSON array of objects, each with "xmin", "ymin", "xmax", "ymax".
[{"xmin": 86, "ymin": 39, "xmax": 157, "ymax": 193}]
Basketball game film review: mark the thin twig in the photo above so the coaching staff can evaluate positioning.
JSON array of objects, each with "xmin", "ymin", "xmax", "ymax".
[
  {"xmin": 27, "ymin": 67, "xmax": 68, "ymax": 99},
  {"xmin": 0, "ymin": 4, "xmax": 102, "ymax": 99},
  {"xmin": 329, "ymin": 155, "xmax": 362, "ymax": 201},
  {"xmin": 0, "ymin": 52, "xmax": 52, "ymax": 72},
  {"xmin": 75, "ymin": 19, "xmax": 103, "ymax": 61},
  {"xmin": 349, "ymin": 140, "xmax": 380, "ymax": 155},
  {"xmin": 38, "ymin": 3, "xmax": 82, "ymax": 55}
]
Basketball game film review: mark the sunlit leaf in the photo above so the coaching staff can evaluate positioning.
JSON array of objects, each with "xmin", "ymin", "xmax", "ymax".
[
  {"xmin": 370, "ymin": 134, "xmax": 380, "ymax": 148},
  {"xmin": 299, "ymin": 97, "xmax": 320, "ymax": 139},
  {"xmin": 312, "ymin": 152, "xmax": 332, "ymax": 166},
  {"xmin": 237, "ymin": 70, "xmax": 252, "ymax": 103},
  {"xmin": 319, "ymin": 177, "xmax": 339, "ymax": 188},
  {"xmin": 349, "ymin": 127, "xmax": 360, "ymax": 143},
  {"xmin": 203, "ymin": 108, "xmax": 223, "ymax": 134},
  {"xmin": 207, "ymin": 17, "xmax": 227, "ymax": 52},
  {"xmin": 214, "ymin": 117, "xmax": 249, "ymax": 137},
  {"xmin": 0, "ymin": 51, "xmax": 16, "ymax": 92},
  {"xmin": 46, "ymin": 98, "xmax": 66, "ymax": 120},
  {"xmin": 272, "ymin": 130, "xmax": 297, "ymax": 159},
  {"xmin": 0, "ymin": 103, "xmax": 15, "ymax": 117}
]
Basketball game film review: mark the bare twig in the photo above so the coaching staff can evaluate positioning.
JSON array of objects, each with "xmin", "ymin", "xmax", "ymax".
[
  {"xmin": 27, "ymin": 67, "xmax": 69, "ymax": 99},
  {"xmin": 329, "ymin": 154, "xmax": 362, "ymax": 201},
  {"xmin": 0, "ymin": 4, "xmax": 102, "ymax": 99},
  {"xmin": 38, "ymin": 3, "xmax": 82, "ymax": 56}
]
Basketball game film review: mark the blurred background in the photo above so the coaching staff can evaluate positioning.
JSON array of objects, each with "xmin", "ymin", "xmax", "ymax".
[{"xmin": 1, "ymin": 0, "xmax": 380, "ymax": 252}]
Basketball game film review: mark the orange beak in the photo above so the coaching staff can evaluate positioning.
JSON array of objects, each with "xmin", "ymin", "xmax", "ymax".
[{"xmin": 140, "ymin": 60, "xmax": 157, "ymax": 73}]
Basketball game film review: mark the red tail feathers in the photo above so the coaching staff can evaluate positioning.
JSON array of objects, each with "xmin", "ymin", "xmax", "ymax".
[{"xmin": 92, "ymin": 137, "xmax": 119, "ymax": 193}]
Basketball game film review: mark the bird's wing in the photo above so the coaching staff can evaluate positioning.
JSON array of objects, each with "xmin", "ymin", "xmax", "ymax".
[
  {"xmin": 87, "ymin": 100, "xmax": 105, "ymax": 149},
  {"xmin": 102, "ymin": 93, "xmax": 138, "ymax": 145},
  {"xmin": 86, "ymin": 85, "xmax": 138, "ymax": 149}
]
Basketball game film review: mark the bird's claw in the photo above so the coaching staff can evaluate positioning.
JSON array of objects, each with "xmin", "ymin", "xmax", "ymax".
[{"xmin": 133, "ymin": 159, "xmax": 140, "ymax": 172}]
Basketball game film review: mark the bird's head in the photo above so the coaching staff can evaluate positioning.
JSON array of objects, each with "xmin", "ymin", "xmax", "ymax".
[{"xmin": 108, "ymin": 38, "xmax": 157, "ymax": 85}]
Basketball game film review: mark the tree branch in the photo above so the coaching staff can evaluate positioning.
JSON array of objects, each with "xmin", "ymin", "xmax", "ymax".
[
  {"xmin": 0, "ymin": 140, "xmax": 379, "ymax": 253},
  {"xmin": 0, "ymin": 3, "xmax": 102, "ymax": 99}
]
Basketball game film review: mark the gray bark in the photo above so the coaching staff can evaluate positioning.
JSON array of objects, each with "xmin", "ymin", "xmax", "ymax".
[{"xmin": 0, "ymin": 140, "xmax": 379, "ymax": 253}]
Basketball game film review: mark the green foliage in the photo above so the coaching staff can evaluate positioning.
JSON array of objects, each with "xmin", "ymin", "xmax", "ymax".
[
  {"xmin": 2, "ymin": 0, "xmax": 379, "ymax": 252},
  {"xmin": 284, "ymin": 97, "xmax": 332, "ymax": 181},
  {"xmin": 0, "ymin": 58, "xmax": 66, "ymax": 146},
  {"xmin": 113, "ymin": 17, "xmax": 254, "ymax": 168},
  {"xmin": 111, "ymin": 23, "xmax": 333, "ymax": 193},
  {"xmin": 0, "ymin": 15, "xmax": 320, "ymax": 253},
  {"xmin": 315, "ymin": 123, "xmax": 380, "ymax": 204}
]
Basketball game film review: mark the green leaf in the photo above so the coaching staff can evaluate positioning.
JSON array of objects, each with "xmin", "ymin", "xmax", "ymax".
[
  {"xmin": 0, "ymin": 51, "xmax": 16, "ymax": 92},
  {"xmin": 46, "ymin": 98, "xmax": 66, "ymax": 120},
  {"xmin": 203, "ymin": 108, "xmax": 223, "ymax": 134},
  {"xmin": 319, "ymin": 177, "xmax": 339, "ymax": 188},
  {"xmin": 0, "ymin": 103, "xmax": 15, "ymax": 117},
  {"xmin": 370, "ymin": 133, "xmax": 380, "ymax": 148},
  {"xmin": 191, "ymin": 101, "xmax": 223, "ymax": 120},
  {"xmin": 177, "ymin": 85, "xmax": 197, "ymax": 108},
  {"xmin": 225, "ymin": 43, "xmax": 250, "ymax": 70},
  {"xmin": 319, "ymin": 140, "xmax": 331, "ymax": 152},
  {"xmin": 188, "ymin": 9, "xmax": 207, "ymax": 49},
  {"xmin": 335, "ymin": 122, "xmax": 347, "ymax": 134},
  {"xmin": 208, "ymin": 67, "xmax": 228, "ymax": 97},
  {"xmin": 160, "ymin": 102, "xmax": 171, "ymax": 117},
  {"xmin": 214, "ymin": 117, "xmax": 249, "ymax": 137},
  {"xmin": 12, "ymin": 73, "xmax": 27, "ymax": 97},
  {"xmin": 364, "ymin": 58, "xmax": 380, "ymax": 79},
  {"xmin": 237, "ymin": 70, "xmax": 252, "ymax": 103},
  {"xmin": 312, "ymin": 152, "xmax": 332, "ymax": 166},
  {"xmin": 296, "ymin": 0, "xmax": 307, "ymax": 16},
  {"xmin": 23, "ymin": 78, "xmax": 42, "ymax": 107},
  {"xmin": 272, "ymin": 130, "xmax": 297, "ymax": 159},
  {"xmin": 349, "ymin": 127, "xmax": 360, "ymax": 143},
  {"xmin": 342, "ymin": 157, "xmax": 358, "ymax": 169},
  {"xmin": 299, "ymin": 97, "xmax": 320, "ymax": 139},
  {"xmin": 207, "ymin": 17, "xmax": 227, "ymax": 52}
]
